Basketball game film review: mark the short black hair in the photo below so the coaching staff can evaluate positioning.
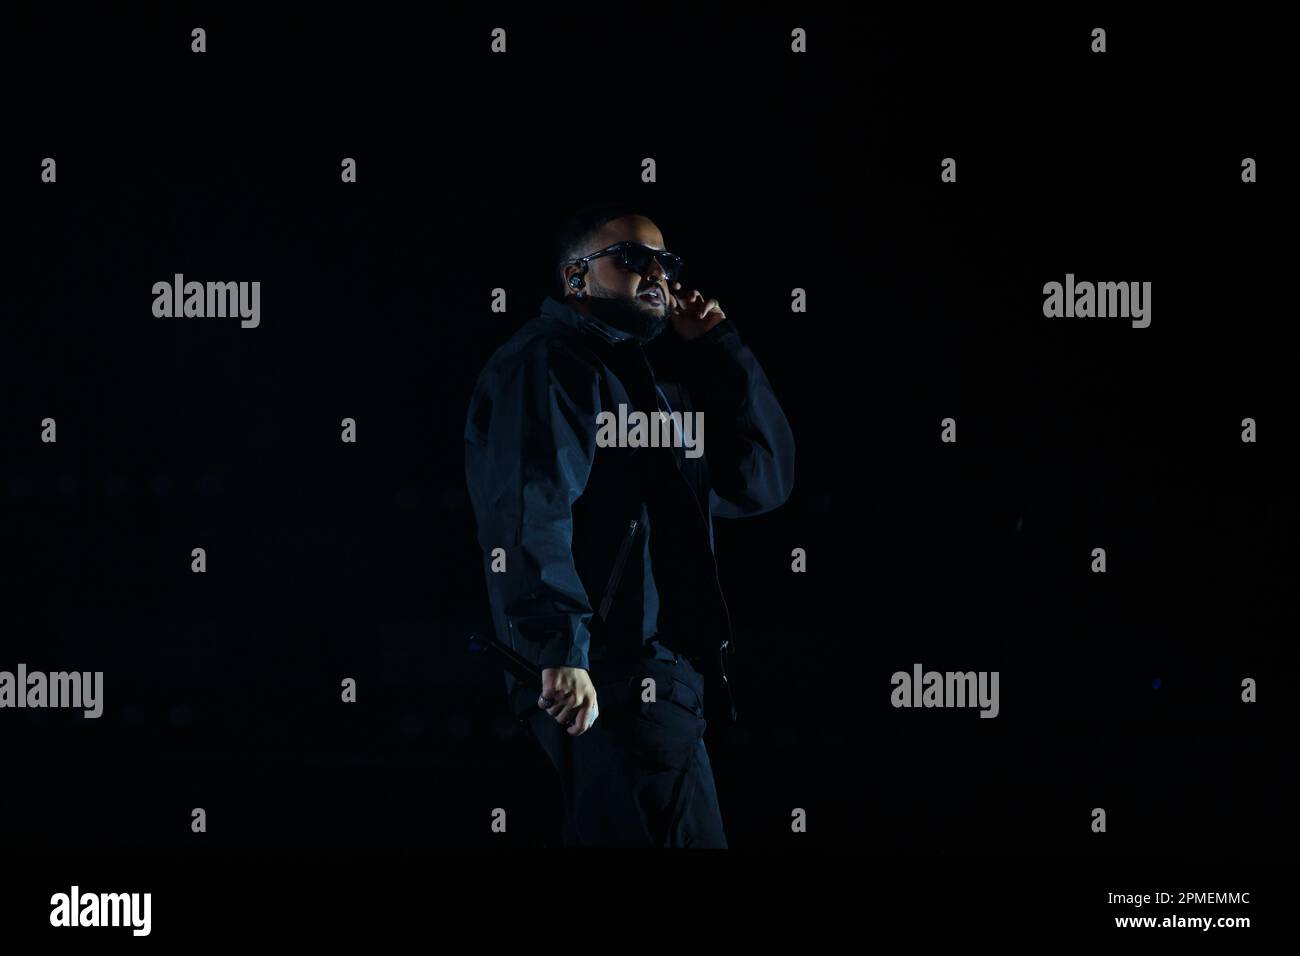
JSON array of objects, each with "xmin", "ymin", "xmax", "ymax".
[{"xmin": 553, "ymin": 201, "xmax": 655, "ymax": 295}]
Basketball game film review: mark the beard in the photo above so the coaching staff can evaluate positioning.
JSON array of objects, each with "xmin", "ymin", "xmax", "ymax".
[{"xmin": 583, "ymin": 288, "xmax": 669, "ymax": 343}]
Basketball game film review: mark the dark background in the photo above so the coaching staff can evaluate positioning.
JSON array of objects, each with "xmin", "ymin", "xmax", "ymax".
[{"xmin": 1, "ymin": 10, "xmax": 1293, "ymax": 865}]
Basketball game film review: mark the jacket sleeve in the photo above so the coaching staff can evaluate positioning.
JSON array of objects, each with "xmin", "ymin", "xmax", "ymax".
[
  {"xmin": 465, "ymin": 341, "xmax": 601, "ymax": 673},
  {"xmin": 682, "ymin": 318, "xmax": 796, "ymax": 518}
]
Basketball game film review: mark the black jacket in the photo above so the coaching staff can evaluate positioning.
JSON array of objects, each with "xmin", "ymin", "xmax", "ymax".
[{"xmin": 464, "ymin": 295, "xmax": 795, "ymax": 719}]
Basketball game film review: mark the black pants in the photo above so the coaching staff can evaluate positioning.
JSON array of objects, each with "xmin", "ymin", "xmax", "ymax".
[{"xmin": 521, "ymin": 652, "xmax": 728, "ymax": 848}]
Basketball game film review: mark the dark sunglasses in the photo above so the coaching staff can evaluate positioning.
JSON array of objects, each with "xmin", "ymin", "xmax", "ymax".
[{"xmin": 572, "ymin": 241, "xmax": 685, "ymax": 283}]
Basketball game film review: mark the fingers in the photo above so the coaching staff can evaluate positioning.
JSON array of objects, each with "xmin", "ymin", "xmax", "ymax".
[
  {"xmin": 538, "ymin": 689, "xmax": 571, "ymax": 718},
  {"xmin": 537, "ymin": 667, "xmax": 598, "ymax": 734},
  {"xmin": 538, "ymin": 689, "xmax": 598, "ymax": 735},
  {"xmin": 553, "ymin": 695, "xmax": 580, "ymax": 726},
  {"xmin": 566, "ymin": 701, "xmax": 598, "ymax": 736},
  {"xmin": 668, "ymin": 287, "xmax": 719, "ymax": 322},
  {"xmin": 670, "ymin": 287, "xmax": 699, "ymax": 308}
]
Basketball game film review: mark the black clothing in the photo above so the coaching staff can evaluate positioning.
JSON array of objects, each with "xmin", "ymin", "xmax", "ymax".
[
  {"xmin": 464, "ymin": 294, "xmax": 794, "ymax": 846},
  {"xmin": 519, "ymin": 650, "xmax": 728, "ymax": 847},
  {"xmin": 464, "ymin": 295, "xmax": 795, "ymax": 711}
]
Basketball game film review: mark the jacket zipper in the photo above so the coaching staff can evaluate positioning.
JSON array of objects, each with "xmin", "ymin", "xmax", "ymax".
[
  {"xmin": 635, "ymin": 349, "xmax": 739, "ymax": 721},
  {"xmin": 686, "ymin": 472, "xmax": 737, "ymax": 720},
  {"xmin": 597, "ymin": 518, "xmax": 640, "ymax": 623}
]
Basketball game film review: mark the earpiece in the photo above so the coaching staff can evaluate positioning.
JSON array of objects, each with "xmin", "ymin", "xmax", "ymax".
[{"xmin": 569, "ymin": 275, "xmax": 583, "ymax": 289}]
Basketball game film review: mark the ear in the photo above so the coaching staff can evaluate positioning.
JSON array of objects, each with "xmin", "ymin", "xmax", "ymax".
[{"xmin": 560, "ymin": 262, "xmax": 580, "ymax": 294}]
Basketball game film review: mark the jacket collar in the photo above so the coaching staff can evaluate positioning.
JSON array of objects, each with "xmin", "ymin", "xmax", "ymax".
[{"xmin": 540, "ymin": 295, "xmax": 638, "ymax": 345}]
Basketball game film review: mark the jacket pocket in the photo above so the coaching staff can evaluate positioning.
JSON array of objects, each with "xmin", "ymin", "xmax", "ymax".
[{"xmin": 634, "ymin": 676, "xmax": 706, "ymax": 772}]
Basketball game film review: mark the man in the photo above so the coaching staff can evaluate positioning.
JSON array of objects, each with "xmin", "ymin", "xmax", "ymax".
[{"xmin": 464, "ymin": 202, "xmax": 795, "ymax": 847}]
